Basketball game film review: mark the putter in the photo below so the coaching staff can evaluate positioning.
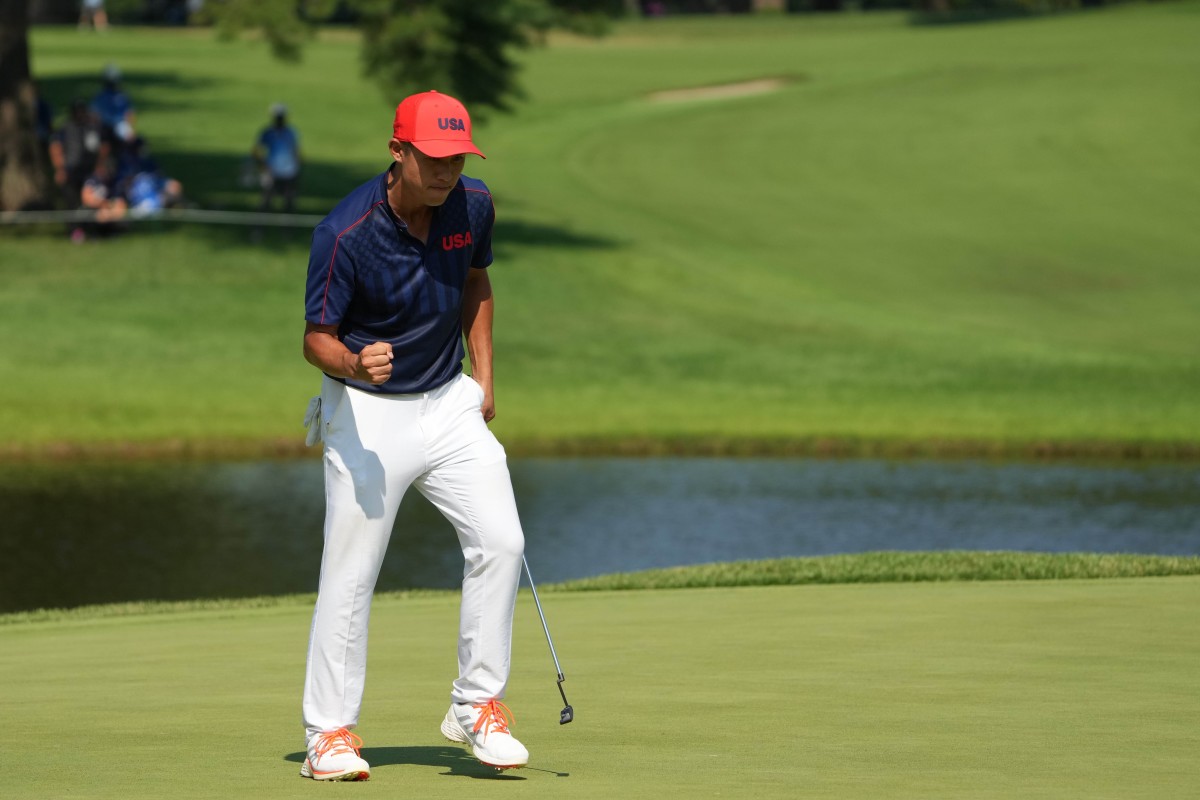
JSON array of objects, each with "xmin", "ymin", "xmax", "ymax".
[{"xmin": 522, "ymin": 556, "xmax": 574, "ymax": 724}]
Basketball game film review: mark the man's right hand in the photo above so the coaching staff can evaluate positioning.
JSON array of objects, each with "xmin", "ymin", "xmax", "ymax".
[
  {"xmin": 352, "ymin": 342, "xmax": 394, "ymax": 385},
  {"xmin": 303, "ymin": 323, "xmax": 393, "ymax": 385}
]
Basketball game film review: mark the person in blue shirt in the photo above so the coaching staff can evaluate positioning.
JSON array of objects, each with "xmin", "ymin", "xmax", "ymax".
[
  {"xmin": 252, "ymin": 103, "xmax": 302, "ymax": 213},
  {"xmin": 79, "ymin": 157, "xmax": 127, "ymax": 233},
  {"xmin": 91, "ymin": 63, "xmax": 134, "ymax": 134},
  {"xmin": 116, "ymin": 136, "xmax": 183, "ymax": 215},
  {"xmin": 297, "ymin": 91, "xmax": 530, "ymax": 783}
]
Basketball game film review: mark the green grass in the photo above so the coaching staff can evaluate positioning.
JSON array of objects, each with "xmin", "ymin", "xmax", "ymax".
[
  {"xmin": 2, "ymin": 572, "xmax": 1198, "ymax": 799},
  {"xmin": 4, "ymin": 4, "xmax": 1200, "ymax": 456}
]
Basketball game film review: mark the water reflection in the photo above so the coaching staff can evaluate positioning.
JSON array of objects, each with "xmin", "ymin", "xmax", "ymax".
[{"xmin": 1, "ymin": 457, "xmax": 1197, "ymax": 613}]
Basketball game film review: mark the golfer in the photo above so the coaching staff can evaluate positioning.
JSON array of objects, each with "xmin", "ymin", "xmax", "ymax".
[{"xmin": 299, "ymin": 91, "xmax": 528, "ymax": 781}]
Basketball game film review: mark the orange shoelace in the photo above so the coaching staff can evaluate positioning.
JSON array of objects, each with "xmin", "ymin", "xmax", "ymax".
[
  {"xmin": 312, "ymin": 728, "xmax": 364, "ymax": 759},
  {"xmin": 471, "ymin": 699, "xmax": 515, "ymax": 736}
]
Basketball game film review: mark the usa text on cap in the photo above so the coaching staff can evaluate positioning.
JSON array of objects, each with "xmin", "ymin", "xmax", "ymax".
[{"xmin": 392, "ymin": 91, "xmax": 485, "ymax": 159}]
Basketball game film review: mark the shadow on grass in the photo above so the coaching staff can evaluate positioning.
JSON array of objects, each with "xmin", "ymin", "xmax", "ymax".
[
  {"xmin": 117, "ymin": 199, "xmax": 624, "ymax": 255},
  {"xmin": 133, "ymin": 149, "xmax": 378, "ymax": 219},
  {"xmin": 284, "ymin": 745, "xmax": 570, "ymax": 780},
  {"xmin": 908, "ymin": 5, "xmax": 1116, "ymax": 27},
  {"xmin": 38, "ymin": 70, "xmax": 221, "ymax": 116},
  {"xmin": 30, "ymin": 68, "xmax": 622, "ymax": 252},
  {"xmin": 35, "ymin": 71, "xmax": 376, "ymax": 216}
]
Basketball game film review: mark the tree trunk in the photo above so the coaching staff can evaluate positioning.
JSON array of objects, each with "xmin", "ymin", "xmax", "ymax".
[{"xmin": 0, "ymin": 0, "xmax": 53, "ymax": 211}]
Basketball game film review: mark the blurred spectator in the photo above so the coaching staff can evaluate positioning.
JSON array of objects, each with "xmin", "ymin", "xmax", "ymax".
[
  {"xmin": 79, "ymin": 0, "xmax": 109, "ymax": 32},
  {"xmin": 49, "ymin": 98, "xmax": 112, "ymax": 210},
  {"xmin": 117, "ymin": 136, "xmax": 184, "ymax": 215},
  {"xmin": 252, "ymin": 103, "xmax": 302, "ymax": 213},
  {"xmin": 79, "ymin": 159, "xmax": 128, "ymax": 239},
  {"xmin": 92, "ymin": 63, "xmax": 136, "ymax": 135}
]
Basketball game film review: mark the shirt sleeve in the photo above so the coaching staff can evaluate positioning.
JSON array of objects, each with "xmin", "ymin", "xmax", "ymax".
[
  {"xmin": 305, "ymin": 222, "xmax": 355, "ymax": 325},
  {"xmin": 470, "ymin": 192, "xmax": 495, "ymax": 269}
]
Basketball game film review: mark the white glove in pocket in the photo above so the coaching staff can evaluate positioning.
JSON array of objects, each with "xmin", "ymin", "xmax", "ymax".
[{"xmin": 303, "ymin": 395, "xmax": 323, "ymax": 447}]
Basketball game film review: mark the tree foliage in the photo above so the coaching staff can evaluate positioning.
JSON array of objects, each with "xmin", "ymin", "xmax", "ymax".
[
  {"xmin": 356, "ymin": 0, "xmax": 536, "ymax": 117},
  {"xmin": 207, "ymin": 0, "xmax": 616, "ymax": 116},
  {"xmin": 207, "ymin": 0, "xmax": 340, "ymax": 62}
]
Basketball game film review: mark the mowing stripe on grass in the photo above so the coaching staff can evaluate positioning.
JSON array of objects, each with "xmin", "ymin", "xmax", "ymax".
[{"xmin": 8, "ymin": 5, "xmax": 1200, "ymax": 452}]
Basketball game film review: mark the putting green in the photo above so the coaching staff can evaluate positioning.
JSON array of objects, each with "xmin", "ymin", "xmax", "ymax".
[{"xmin": 2, "ymin": 578, "xmax": 1196, "ymax": 798}]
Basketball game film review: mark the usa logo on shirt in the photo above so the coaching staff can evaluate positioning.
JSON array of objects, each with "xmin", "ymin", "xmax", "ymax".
[{"xmin": 442, "ymin": 231, "xmax": 473, "ymax": 251}]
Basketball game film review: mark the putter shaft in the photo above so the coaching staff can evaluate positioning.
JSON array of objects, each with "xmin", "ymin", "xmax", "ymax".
[
  {"xmin": 522, "ymin": 556, "xmax": 574, "ymax": 723},
  {"xmin": 523, "ymin": 557, "xmax": 565, "ymax": 677}
]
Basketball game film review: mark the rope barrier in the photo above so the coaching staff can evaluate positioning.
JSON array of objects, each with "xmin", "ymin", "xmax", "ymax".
[{"xmin": 0, "ymin": 207, "xmax": 324, "ymax": 228}]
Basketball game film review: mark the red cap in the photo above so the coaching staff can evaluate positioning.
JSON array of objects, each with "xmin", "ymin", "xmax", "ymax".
[{"xmin": 392, "ymin": 90, "xmax": 485, "ymax": 159}]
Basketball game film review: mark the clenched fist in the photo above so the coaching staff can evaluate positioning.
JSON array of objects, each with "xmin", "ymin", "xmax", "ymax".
[{"xmin": 353, "ymin": 342, "xmax": 394, "ymax": 385}]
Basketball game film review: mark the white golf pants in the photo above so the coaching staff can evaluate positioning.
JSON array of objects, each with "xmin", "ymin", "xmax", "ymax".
[{"xmin": 301, "ymin": 372, "xmax": 525, "ymax": 743}]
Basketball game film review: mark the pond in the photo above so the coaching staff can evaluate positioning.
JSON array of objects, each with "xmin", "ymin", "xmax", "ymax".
[{"xmin": 1, "ymin": 457, "xmax": 1198, "ymax": 613}]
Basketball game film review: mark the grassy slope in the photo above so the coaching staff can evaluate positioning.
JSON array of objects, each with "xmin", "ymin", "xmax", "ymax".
[
  {"xmin": 491, "ymin": 6, "xmax": 1200, "ymax": 450},
  {"xmin": 3, "ymin": 4, "xmax": 1200, "ymax": 455},
  {"xmin": 2, "ymin": 577, "xmax": 1198, "ymax": 799}
]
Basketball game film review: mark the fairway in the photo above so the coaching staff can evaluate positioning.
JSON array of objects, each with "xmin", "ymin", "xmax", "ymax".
[
  {"xmin": 3, "ymin": 3, "xmax": 1200, "ymax": 456},
  {"xmin": 2, "ymin": 578, "xmax": 1197, "ymax": 799}
]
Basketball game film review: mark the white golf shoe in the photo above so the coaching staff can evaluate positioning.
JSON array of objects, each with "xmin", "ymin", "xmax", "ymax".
[
  {"xmin": 441, "ymin": 699, "xmax": 529, "ymax": 769},
  {"xmin": 299, "ymin": 727, "xmax": 370, "ymax": 781}
]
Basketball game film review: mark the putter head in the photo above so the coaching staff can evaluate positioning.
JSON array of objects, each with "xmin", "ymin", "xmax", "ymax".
[{"xmin": 559, "ymin": 705, "xmax": 574, "ymax": 725}]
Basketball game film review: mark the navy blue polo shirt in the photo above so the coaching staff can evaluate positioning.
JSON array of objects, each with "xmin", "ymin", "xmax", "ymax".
[{"xmin": 305, "ymin": 167, "xmax": 495, "ymax": 394}]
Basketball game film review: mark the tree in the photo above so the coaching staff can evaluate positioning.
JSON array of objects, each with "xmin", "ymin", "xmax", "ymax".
[
  {"xmin": 356, "ymin": 0, "xmax": 539, "ymax": 117},
  {"xmin": 210, "ymin": 0, "xmax": 617, "ymax": 118},
  {"xmin": 0, "ymin": 0, "xmax": 618, "ymax": 210},
  {"xmin": 0, "ymin": 0, "xmax": 52, "ymax": 211}
]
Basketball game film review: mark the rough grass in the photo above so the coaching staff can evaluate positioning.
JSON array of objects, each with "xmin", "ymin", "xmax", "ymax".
[
  {"xmin": 6, "ymin": 552, "xmax": 1199, "ymax": 625},
  {"xmin": 553, "ymin": 551, "xmax": 1200, "ymax": 590}
]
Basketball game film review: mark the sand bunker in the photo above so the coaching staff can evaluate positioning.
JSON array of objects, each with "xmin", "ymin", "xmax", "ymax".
[{"xmin": 647, "ymin": 77, "xmax": 787, "ymax": 103}]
